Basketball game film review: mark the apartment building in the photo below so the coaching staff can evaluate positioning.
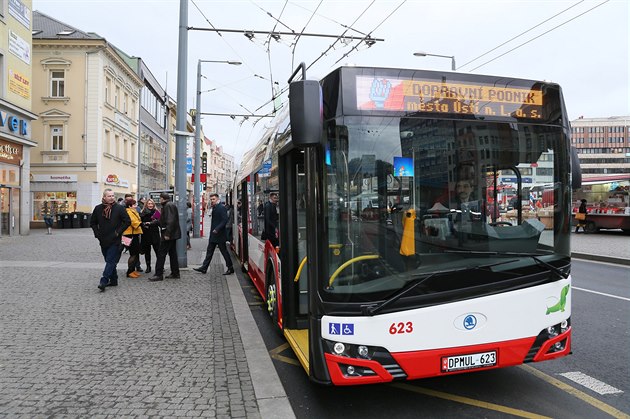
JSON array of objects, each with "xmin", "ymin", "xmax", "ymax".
[
  {"xmin": 0, "ymin": 0, "xmax": 37, "ymax": 236},
  {"xmin": 30, "ymin": 11, "xmax": 143, "ymax": 224},
  {"xmin": 571, "ymin": 116, "xmax": 630, "ymax": 175}
]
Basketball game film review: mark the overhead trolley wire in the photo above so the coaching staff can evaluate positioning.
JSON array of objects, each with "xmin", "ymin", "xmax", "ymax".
[
  {"xmin": 468, "ymin": 0, "xmax": 610, "ymax": 72},
  {"xmin": 332, "ymin": 0, "xmax": 407, "ymax": 66},
  {"xmin": 291, "ymin": 0, "xmax": 323, "ymax": 70},
  {"xmin": 458, "ymin": 0, "xmax": 585, "ymax": 70}
]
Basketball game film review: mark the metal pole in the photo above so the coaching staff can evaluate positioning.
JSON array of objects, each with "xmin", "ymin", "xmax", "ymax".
[
  {"xmin": 193, "ymin": 59, "xmax": 202, "ymax": 238},
  {"xmin": 174, "ymin": 0, "xmax": 188, "ymax": 267}
]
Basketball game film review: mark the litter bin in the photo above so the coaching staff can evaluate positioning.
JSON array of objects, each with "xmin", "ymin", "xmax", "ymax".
[
  {"xmin": 71, "ymin": 212, "xmax": 81, "ymax": 228},
  {"xmin": 62, "ymin": 213, "xmax": 71, "ymax": 229},
  {"xmin": 80, "ymin": 212, "xmax": 91, "ymax": 228},
  {"xmin": 56, "ymin": 214, "xmax": 64, "ymax": 229}
]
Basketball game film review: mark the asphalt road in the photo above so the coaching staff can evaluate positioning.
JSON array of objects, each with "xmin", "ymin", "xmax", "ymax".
[{"xmin": 236, "ymin": 259, "xmax": 630, "ymax": 418}]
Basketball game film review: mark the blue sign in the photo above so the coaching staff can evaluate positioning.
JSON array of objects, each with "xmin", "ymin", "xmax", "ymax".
[
  {"xmin": 259, "ymin": 159, "xmax": 272, "ymax": 177},
  {"xmin": 394, "ymin": 156, "xmax": 414, "ymax": 177},
  {"xmin": 328, "ymin": 322, "xmax": 355, "ymax": 335},
  {"xmin": 186, "ymin": 157, "xmax": 193, "ymax": 174}
]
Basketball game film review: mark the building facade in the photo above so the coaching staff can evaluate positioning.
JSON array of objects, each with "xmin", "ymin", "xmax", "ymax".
[
  {"xmin": 1, "ymin": 0, "xmax": 37, "ymax": 236},
  {"xmin": 571, "ymin": 116, "xmax": 630, "ymax": 175},
  {"xmin": 30, "ymin": 11, "xmax": 143, "ymax": 225}
]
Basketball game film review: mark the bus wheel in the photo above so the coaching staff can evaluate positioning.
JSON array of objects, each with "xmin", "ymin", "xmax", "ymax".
[
  {"xmin": 584, "ymin": 221, "xmax": 598, "ymax": 234},
  {"xmin": 266, "ymin": 268, "xmax": 279, "ymax": 327}
]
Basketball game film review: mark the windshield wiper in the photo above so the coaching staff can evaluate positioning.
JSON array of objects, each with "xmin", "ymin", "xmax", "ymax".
[
  {"xmin": 362, "ymin": 260, "xmax": 517, "ymax": 316},
  {"xmin": 444, "ymin": 250, "xmax": 568, "ymax": 280}
]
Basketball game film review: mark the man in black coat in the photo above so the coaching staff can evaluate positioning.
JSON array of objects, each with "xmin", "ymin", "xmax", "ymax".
[
  {"xmin": 263, "ymin": 192, "xmax": 279, "ymax": 247},
  {"xmin": 193, "ymin": 193, "xmax": 234, "ymax": 275},
  {"xmin": 90, "ymin": 188, "xmax": 131, "ymax": 291},
  {"xmin": 149, "ymin": 193, "xmax": 181, "ymax": 281}
]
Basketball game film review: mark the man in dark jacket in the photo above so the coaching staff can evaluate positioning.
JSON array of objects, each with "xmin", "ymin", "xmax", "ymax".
[
  {"xmin": 91, "ymin": 188, "xmax": 131, "ymax": 291},
  {"xmin": 149, "ymin": 193, "xmax": 181, "ymax": 281},
  {"xmin": 193, "ymin": 193, "xmax": 234, "ymax": 275},
  {"xmin": 263, "ymin": 192, "xmax": 279, "ymax": 247}
]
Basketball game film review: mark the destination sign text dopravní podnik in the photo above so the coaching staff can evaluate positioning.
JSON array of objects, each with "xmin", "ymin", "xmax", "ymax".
[{"xmin": 356, "ymin": 76, "xmax": 544, "ymax": 119}]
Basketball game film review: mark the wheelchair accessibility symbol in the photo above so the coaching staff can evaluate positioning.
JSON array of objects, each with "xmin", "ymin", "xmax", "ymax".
[{"xmin": 329, "ymin": 323, "xmax": 355, "ymax": 335}]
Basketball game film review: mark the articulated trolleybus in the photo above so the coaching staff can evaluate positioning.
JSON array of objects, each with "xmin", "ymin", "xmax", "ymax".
[{"xmin": 233, "ymin": 64, "xmax": 576, "ymax": 385}]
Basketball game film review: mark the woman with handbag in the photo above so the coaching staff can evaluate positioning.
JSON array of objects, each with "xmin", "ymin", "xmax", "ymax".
[
  {"xmin": 575, "ymin": 199, "xmax": 588, "ymax": 233},
  {"xmin": 123, "ymin": 199, "xmax": 143, "ymax": 278},
  {"xmin": 140, "ymin": 199, "xmax": 161, "ymax": 274}
]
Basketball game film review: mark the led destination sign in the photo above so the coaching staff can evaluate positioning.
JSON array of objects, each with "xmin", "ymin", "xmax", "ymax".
[{"xmin": 356, "ymin": 76, "xmax": 544, "ymax": 119}]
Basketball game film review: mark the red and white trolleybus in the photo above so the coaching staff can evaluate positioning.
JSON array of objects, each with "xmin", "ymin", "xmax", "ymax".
[{"xmin": 232, "ymin": 64, "xmax": 579, "ymax": 385}]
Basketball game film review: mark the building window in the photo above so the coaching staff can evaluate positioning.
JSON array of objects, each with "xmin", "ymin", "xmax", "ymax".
[
  {"xmin": 105, "ymin": 78, "xmax": 111, "ymax": 104},
  {"xmin": 104, "ymin": 129, "xmax": 111, "ymax": 154},
  {"xmin": 51, "ymin": 125, "xmax": 64, "ymax": 150},
  {"xmin": 123, "ymin": 92, "xmax": 128, "ymax": 114},
  {"xmin": 115, "ymin": 135, "xmax": 120, "ymax": 157},
  {"xmin": 115, "ymin": 86, "xmax": 120, "ymax": 109},
  {"xmin": 51, "ymin": 71, "xmax": 65, "ymax": 97},
  {"xmin": 123, "ymin": 138, "xmax": 128, "ymax": 161}
]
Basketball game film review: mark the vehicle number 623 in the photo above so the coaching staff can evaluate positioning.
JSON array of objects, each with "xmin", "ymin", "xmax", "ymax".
[{"xmin": 389, "ymin": 322, "xmax": 413, "ymax": 334}]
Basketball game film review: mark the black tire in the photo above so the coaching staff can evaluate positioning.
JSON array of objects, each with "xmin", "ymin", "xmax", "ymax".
[
  {"xmin": 584, "ymin": 221, "xmax": 598, "ymax": 234},
  {"xmin": 265, "ymin": 264, "xmax": 280, "ymax": 329}
]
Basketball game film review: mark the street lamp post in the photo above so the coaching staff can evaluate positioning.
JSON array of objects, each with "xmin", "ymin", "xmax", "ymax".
[
  {"xmin": 193, "ymin": 59, "xmax": 241, "ymax": 238},
  {"xmin": 413, "ymin": 51, "xmax": 456, "ymax": 71}
]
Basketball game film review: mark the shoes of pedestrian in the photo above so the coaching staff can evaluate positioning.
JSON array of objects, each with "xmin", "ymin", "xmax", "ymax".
[
  {"xmin": 145, "ymin": 265, "xmax": 151, "ymax": 274},
  {"xmin": 98, "ymin": 284, "xmax": 106, "ymax": 291},
  {"xmin": 148, "ymin": 275, "xmax": 163, "ymax": 282},
  {"xmin": 136, "ymin": 266, "xmax": 144, "ymax": 272},
  {"xmin": 107, "ymin": 281, "xmax": 118, "ymax": 287},
  {"xmin": 127, "ymin": 271, "xmax": 140, "ymax": 278},
  {"xmin": 223, "ymin": 268, "xmax": 235, "ymax": 275},
  {"xmin": 193, "ymin": 267, "xmax": 207, "ymax": 274},
  {"xmin": 165, "ymin": 273, "xmax": 180, "ymax": 279}
]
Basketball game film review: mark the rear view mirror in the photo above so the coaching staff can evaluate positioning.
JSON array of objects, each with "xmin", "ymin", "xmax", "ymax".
[
  {"xmin": 571, "ymin": 146, "xmax": 582, "ymax": 190},
  {"xmin": 289, "ymin": 80, "xmax": 323, "ymax": 147}
]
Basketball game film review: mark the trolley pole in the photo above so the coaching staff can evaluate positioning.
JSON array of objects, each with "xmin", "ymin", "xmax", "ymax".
[{"xmin": 174, "ymin": 0, "xmax": 189, "ymax": 267}]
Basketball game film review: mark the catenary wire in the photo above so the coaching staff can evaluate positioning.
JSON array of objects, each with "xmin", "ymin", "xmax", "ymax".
[
  {"xmin": 458, "ymin": 0, "xmax": 585, "ymax": 70},
  {"xmin": 468, "ymin": 0, "xmax": 610, "ymax": 72},
  {"xmin": 291, "ymin": 0, "xmax": 323, "ymax": 70}
]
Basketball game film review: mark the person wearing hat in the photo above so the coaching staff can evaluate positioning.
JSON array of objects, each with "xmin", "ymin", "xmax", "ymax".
[{"xmin": 575, "ymin": 199, "xmax": 588, "ymax": 233}]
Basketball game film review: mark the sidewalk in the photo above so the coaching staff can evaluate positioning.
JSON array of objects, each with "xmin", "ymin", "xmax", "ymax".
[
  {"xmin": 570, "ymin": 229, "xmax": 630, "ymax": 266},
  {"xmin": 0, "ymin": 224, "xmax": 294, "ymax": 418}
]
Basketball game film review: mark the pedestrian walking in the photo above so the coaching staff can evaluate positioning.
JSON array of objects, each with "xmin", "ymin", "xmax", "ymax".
[
  {"xmin": 186, "ymin": 201, "xmax": 192, "ymax": 250},
  {"xmin": 140, "ymin": 198, "xmax": 161, "ymax": 274},
  {"xmin": 193, "ymin": 193, "xmax": 234, "ymax": 275},
  {"xmin": 90, "ymin": 188, "xmax": 131, "ymax": 291},
  {"xmin": 43, "ymin": 210, "xmax": 54, "ymax": 235},
  {"xmin": 149, "ymin": 193, "xmax": 181, "ymax": 281},
  {"xmin": 123, "ymin": 199, "xmax": 143, "ymax": 278},
  {"xmin": 575, "ymin": 199, "xmax": 588, "ymax": 233}
]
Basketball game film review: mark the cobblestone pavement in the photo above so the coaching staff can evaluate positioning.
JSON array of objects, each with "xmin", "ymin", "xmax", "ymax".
[{"xmin": 0, "ymin": 227, "xmax": 261, "ymax": 418}]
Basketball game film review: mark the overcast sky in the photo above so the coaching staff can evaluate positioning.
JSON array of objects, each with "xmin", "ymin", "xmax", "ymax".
[{"xmin": 33, "ymin": 0, "xmax": 629, "ymax": 162}]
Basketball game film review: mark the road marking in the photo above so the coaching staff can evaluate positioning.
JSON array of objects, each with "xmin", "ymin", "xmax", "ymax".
[
  {"xmin": 520, "ymin": 365, "xmax": 630, "ymax": 419},
  {"xmin": 390, "ymin": 383, "xmax": 551, "ymax": 418},
  {"xmin": 572, "ymin": 286, "xmax": 630, "ymax": 302},
  {"xmin": 559, "ymin": 371, "xmax": 624, "ymax": 395},
  {"xmin": 269, "ymin": 343, "xmax": 301, "ymax": 367}
]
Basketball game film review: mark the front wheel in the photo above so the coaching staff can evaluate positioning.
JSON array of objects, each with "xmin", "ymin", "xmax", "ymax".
[
  {"xmin": 265, "ymin": 267, "xmax": 280, "ymax": 329},
  {"xmin": 584, "ymin": 221, "xmax": 598, "ymax": 234}
]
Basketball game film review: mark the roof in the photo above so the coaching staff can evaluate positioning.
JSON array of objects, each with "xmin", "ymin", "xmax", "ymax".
[{"xmin": 32, "ymin": 10, "xmax": 102, "ymax": 40}]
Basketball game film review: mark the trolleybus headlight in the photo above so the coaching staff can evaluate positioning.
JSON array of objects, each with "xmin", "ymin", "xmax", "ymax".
[
  {"xmin": 547, "ymin": 326, "xmax": 558, "ymax": 337},
  {"xmin": 346, "ymin": 365, "xmax": 356, "ymax": 375},
  {"xmin": 357, "ymin": 345, "xmax": 369, "ymax": 358},
  {"xmin": 554, "ymin": 342, "xmax": 564, "ymax": 350},
  {"xmin": 333, "ymin": 342, "xmax": 346, "ymax": 355},
  {"xmin": 560, "ymin": 320, "xmax": 568, "ymax": 332}
]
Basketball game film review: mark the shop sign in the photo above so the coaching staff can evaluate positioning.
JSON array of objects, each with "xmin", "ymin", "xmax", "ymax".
[
  {"xmin": 9, "ymin": 0, "xmax": 31, "ymax": 29},
  {"xmin": 8, "ymin": 30, "xmax": 31, "ymax": 65},
  {"xmin": 8, "ymin": 69, "xmax": 31, "ymax": 100},
  {"xmin": 31, "ymin": 174, "xmax": 77, "ymax": 182},
  {"xmin": 0, "ymin": 108, "xmax": 29, "ymax": 137},
  {"xmin": 0, "ymin": 139, "xmax": 23, "ymax": 165},
  {"xmin": 104, "ymin": 174, "xmax": 129, "ymax": 188}
]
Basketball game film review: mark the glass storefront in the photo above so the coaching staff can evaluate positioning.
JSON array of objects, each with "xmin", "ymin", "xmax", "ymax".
[{"xmin": 32, "ymin": 191, "xmax": 77, "ymax": 221}]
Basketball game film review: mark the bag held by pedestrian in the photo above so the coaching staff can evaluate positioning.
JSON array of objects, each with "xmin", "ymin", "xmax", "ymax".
[
  {"xmin": 121, "ymin": 235, "xmax": 132, "ymax": 247},
  {"xmin": 575, "ymin": 212, "xmax": 586, "ymax": 221}
]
